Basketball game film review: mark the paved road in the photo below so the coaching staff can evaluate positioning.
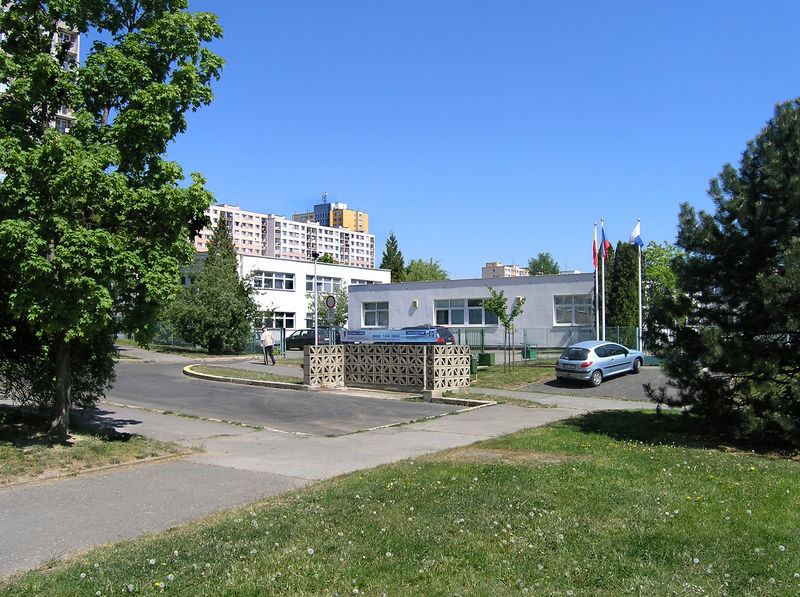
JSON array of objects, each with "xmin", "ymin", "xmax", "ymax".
[
  {"xmin": 523, "ymin": 365, "xmax": 668, "ymax": 401},
  {"xmin": 111, "ymin": 361, "xmax": 461, "ymax": 435}
]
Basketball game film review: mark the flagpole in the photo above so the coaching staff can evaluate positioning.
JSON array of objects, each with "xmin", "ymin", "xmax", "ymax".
[
  {"xmin": 594, "ymin": 223, "xmax": 599, "ymax": 341},
  {"xmin": 600, "ymin": 218, "xmax": 606, "ymax": 341},
  {"xmin": 637, "ymin": 218, "xmax": 642, "ymax": 351}
]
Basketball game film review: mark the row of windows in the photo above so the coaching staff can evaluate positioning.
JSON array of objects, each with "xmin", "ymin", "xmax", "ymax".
[
  {"xmin": 435, "ymin": 299, "xmax": 498, "ymax": 326},
  {"xmin": 251, "ymin": 272, "xmax": 381, "ymax": 292},
  {"xmin": 361, "ymin": 295, "xmax": 593, "ymax": 328}
]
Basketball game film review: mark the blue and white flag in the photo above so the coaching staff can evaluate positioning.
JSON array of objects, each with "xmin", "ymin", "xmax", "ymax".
[{"xmin": 629, "ymin": 222, "xmax": 644, "ymax": 247}]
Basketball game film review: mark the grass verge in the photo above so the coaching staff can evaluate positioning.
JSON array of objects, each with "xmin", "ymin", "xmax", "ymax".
[
  {"xmin": 190, "ymin": 364, "xmax": 303, "ymax": 384},
  {"xmin": 3, "ymin": 410, "xmax": 799, "ymax": 595},
  {"xmin": 0, "ymin": 406, "xmax": 186, "ymax": 486},
  {"xmin": 470, "ymin": 359, "xmax": 557, "ymax": 390}
]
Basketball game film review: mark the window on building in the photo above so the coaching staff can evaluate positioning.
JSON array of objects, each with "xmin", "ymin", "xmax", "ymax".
[
  {"xmin": 436, "ymin": 299, "xmax": 497, "ymax": 326},
  {"xmin": 363, "ymin": 301, "xmax": 389, "ymax": 327},
  {"xmin": 554, "ymin": 295, "xmax": 593, "ymax": 325},
  {"xmin": 263, "ymin": 312, "xmax": 295, "ymax": 329},
  {"xmin": 55, "ymin": 117, "xmax": 69, "ymax": 133},
  {"xmin": 252, "ymin": 271, "xmax": 294, "ymax": 290},
  {"xmin": 306, "ymin": 275, "xmax": 341, "ymax": 293},
  {"xmin": 351, "ymin": 279, "xmax": 377, "ymax": 285}
]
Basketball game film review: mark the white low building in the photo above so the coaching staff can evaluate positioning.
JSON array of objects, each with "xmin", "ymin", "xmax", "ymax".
[
  {"xmin": 237, "ymin": 255, "xmax": 390, "ymax": 330},
  {"xmin": 347, "ymin": 273, "xmax": 596, "ymax": 348}
]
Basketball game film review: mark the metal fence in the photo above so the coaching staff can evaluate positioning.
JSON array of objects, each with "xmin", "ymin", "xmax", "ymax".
[{"xmin": 449, "ymin": 326, "xmax": 640, "ymax": 354}]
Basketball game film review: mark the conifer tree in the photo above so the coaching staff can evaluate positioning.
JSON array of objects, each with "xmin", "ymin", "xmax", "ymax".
[
  {"xmin": 649, "ymin": 100, "xmax": 800, "ymax": 448},
  {"xmin": 380, "ymin": 231, "xmax": 406, "ymax": 283},
  {"xmin": 169, "ymin": 220, "xmax": 258, "ymax": 354}
]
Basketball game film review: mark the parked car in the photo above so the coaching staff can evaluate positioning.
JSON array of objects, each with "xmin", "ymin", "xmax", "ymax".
[
  {"xmin": 400, "ymin": 325, "xmax": 456, "ymax": 345},
  {"xmin": 555, "ymin": 340, "xmax": 644, "ymax": 386},
  {"xmin": 285, "ymin": 327, "xmax": 342, "ymax": 350}
]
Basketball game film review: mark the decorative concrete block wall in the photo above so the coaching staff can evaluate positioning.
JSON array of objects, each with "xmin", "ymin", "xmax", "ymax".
[
  {"xmin": 302, "ymin": 344, "xmax": 344, "ymax": 388},
  {"xmin": 303, "ymin": 344, "xmax": 470, "ymax": 391}
]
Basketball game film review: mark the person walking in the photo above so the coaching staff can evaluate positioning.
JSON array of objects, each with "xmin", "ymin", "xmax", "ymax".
[{"xmin": 260, "ymin": 326, "xmax": 276, "ymax": 366}]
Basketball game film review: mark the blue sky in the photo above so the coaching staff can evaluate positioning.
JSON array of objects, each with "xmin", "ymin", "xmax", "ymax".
[{"xmin": 163, "ymin": 0, "xmax": 800, "ymax": 279}]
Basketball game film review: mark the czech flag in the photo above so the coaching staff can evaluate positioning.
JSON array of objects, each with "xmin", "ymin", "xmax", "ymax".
[{"xmin": 601, "ymin": 224, "xmax": 611, "ymax": 260}]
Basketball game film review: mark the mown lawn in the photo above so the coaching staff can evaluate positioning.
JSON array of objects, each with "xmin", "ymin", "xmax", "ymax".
[
  {"xmin": 0, "ymin": 406, "xmax": 186, "ymax": 486},
  {"xmin": 471, "ymin": 359, "xmax": 557, "ymax": 390},
  {"xmin": 3, "ymin": 410, "xmax": 798, "ymax": 596}
]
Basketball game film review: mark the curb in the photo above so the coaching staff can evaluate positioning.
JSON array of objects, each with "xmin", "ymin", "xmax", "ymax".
[
  {"xmin": 0, "ymin": 453, "xmax": 188, "ymax": 489},
  {"xmin": 183, "ymin": 364, "xmax": 307, "ymax": 391}
]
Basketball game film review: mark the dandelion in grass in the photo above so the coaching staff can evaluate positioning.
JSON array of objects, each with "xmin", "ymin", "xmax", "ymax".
[
  {"xmin": 386, "ymin": 552, "xmax": 393, "ymax": 558},
  {"xmin": 307, "ymin": 548, "xmax": 314, "ymax": 555},
  {"xmin": 127, "ymin": 585, "xmax": 134, "ymax": 592},
  {"xmin": 149, "ymin": 559, "xmax": 156, "ymax": 565},
  {"xmin": 779, "ymin": 545, "xmax": 786, "ymax": 552},
  {"xmin": 80, "ymin": 573, "xmax": 86, "ymax": 579}
]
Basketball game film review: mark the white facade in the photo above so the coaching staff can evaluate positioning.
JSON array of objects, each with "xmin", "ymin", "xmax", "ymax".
[
  {"xmin": 194, "ymin": 204, "xmax": 376, "ymax": 268},
  {"xmin": 481, "ymin": 262, "xmax": 529, "ymax": 278},
  {"xmin": 238, "ymin": 254, "xmax": 390, "ymax": 331},
  {"xmin": 348, "ymin": 273, "xmax": 595, "ymax": 348}
]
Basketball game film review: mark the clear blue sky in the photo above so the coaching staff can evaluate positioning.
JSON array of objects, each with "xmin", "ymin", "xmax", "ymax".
[{"xmin": 164, "ymin": 0, "xmax": 800, "ymax": 279}]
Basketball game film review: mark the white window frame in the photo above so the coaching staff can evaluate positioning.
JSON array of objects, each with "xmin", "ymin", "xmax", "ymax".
[
  {"xmin": 252, "ymin": 271, "xmax": 295, "ymax": 291},
  {"xmin": 263, "ymin": 312, "xmax": 295, "ymax": 329},
  {"xmin": 363, "ymin": 301, "xmax": 389, "ymax": 328},
  {"xmin": 554, "ymin": 295, "xmax": 593, "ymax": 325}
]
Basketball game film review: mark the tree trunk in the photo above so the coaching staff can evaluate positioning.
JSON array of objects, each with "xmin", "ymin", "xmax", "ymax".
[{"xmin": 50, "ymin": 336, "xmax": 72, "ymax": 439}]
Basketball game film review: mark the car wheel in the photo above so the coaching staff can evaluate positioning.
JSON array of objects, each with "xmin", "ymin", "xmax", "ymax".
[
  {"xmin": 632, "ymin": 357, "xmax": 642, "ymax": 373},
  {"xmin": 589, "ymin": 370, "xmax": 603, "ymax": 387}
]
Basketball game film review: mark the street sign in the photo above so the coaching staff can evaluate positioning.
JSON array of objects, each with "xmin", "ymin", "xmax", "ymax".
[
  {"xmin": 325, "ymin": 295, "xmax": 336, "ymax": 309},
  {"xmin": 327, "ymin": 308, "xmax": 335, "ymax": 323}
]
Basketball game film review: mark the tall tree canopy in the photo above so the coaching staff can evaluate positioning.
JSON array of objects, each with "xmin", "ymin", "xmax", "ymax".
[
  {"xmin": 380, "ymin": 231, "xmax": 406, "ymax": 283},
  {"xmin": 527, "ymin": 252, "xmax": 560, "ymax": 275},
  {"xmin": 168, "ymin": 220, "xmax": 257, "ymax": 354},
  {"xmin": 0, "ymin": 1, "xmax": 223, "ymax": 436},
  {"xmin": 405, "ymin": 257, "xmax": 449, "ymax": 282},
  {"xmin": 649, "ymin": 100, "xmax": 800, "ymax": 448}
]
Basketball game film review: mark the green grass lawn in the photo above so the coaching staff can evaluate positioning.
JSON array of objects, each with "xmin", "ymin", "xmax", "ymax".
[
  {"xmin": 190, "ymin": 364, "xmax": 303, "ymax": 384},
  {"xmin": 3, "ymin": 410, "xmax": 798, "ymax": 596},
  {"xmin": 471, "ymin": 359, "xmax": 557, "ymax": 390},
  {"xmin": 0, "ymin": 407, "xmax": 186, "ymax": 486}
]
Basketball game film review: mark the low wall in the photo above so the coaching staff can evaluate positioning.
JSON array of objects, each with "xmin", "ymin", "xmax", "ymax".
[{"xmin": 303, "ymin": 345, "xmax": 471, "ymax": 392}]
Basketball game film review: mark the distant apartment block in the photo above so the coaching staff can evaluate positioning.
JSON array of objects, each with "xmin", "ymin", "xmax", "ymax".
[
  {"xmin": 481, "ymin": 262, "xmax": 529, "ymax": 278},
  {"xmin": 293, "ymin": 195, "xmax": 368, "ymax": 233},
  {"xmin": 193, "ymin": 204, "xmax": 376, "ymax": 268},
  {"xmin": 53, "ymin": 26, "xmax": 79, "ymax": 133}
]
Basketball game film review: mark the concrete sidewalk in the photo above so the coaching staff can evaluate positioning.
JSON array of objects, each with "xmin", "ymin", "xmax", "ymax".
[{"xmin": 0, "ymin": 368, "xmax": 650, "ymax": 579}]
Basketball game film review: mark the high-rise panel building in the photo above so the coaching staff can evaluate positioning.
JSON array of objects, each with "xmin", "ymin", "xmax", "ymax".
[
  {"xmin": 293, "ymin": 196, "xmax": 368, "ymax": 233},
  {"xmin": 194, "ymin": 204, "xmax": 376, "ymax": 269}
]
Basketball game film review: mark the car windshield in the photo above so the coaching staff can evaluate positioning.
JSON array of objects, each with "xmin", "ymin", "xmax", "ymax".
[{"xmin": 560, "ymin": 347, "xmax": 590, "ymax": 361}]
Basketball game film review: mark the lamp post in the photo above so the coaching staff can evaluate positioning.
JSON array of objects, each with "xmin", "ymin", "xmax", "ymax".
[{"xmin": 312, "ymin": 251, "xmax": 320, "ymax": 346}]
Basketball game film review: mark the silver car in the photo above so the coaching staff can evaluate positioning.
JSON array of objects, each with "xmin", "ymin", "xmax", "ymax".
[{"xmin": 555, "ymin": 340, "xmax": 644, "ymax": 387}]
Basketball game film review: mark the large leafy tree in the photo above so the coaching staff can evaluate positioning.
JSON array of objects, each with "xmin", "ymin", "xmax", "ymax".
[
  {"xmin": 405, "ymin": 257, "xmax": 448, "ymax": 282},
  {"xmin": 527, "ymin": 251, "xmax": 560, "ymax": 275},
  {"xmin": 649, "ymin": 100, "xmax": 800, "ymax": 448},
  {"xmin": 307, "ymin": 284, "xmax": 348, "ymax": 328},
  {"xmin": 0, "ymin": 1, "xmax": 223, "ymax": 437},
  {"xmin": 168, "ymin": 220, "xmax": 257, "ymax": 354},
  {"xmin": 642, "ymin": 240, "xmax": 681, "ymax": 340},
  {"xmin": 380, "ymin": 231, "xmax": 406, "ymax": 283}
]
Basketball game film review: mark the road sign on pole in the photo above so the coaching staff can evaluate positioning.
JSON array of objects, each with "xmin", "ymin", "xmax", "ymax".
[{"xmin": 325, "ymin": 295, "xmax": 336, "ymax": 309}]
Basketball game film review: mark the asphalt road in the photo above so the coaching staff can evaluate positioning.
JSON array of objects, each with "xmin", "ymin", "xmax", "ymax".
[
  {"xmin": 524, "ymin": 365, "xmax": 668, "ymax": 401},
  {"xmin": 110, "ymin": 361, "xmax": 461, "ymax": 435}
]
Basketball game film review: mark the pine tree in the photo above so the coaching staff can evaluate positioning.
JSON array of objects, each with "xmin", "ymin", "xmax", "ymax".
[
  {"xmin": 649, "ymin": 99, "xmax": 800, "ymax": 448},
  {"xmin": 380, "ymin": 231, "xmax": 406, "ymax": 283},
  {"xmin": 169, "ymin": 220, "xmax": 258, "ymax": 354}
]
